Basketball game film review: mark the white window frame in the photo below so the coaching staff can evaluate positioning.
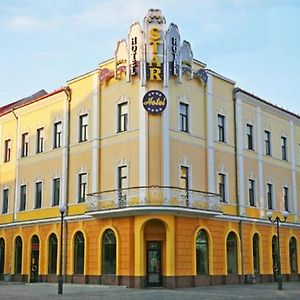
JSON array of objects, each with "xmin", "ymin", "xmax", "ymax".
[
  {"xmin": 216, "ymin": 113, "xmax": 227, "ymax": 143},
  {"xmin": 248, "ymin": 176, "xmax": 256, "ymax": 207},
  {"xmin": 34, "ymin": 181, "xmax": 43, "ymax": 209},
  {"xmin": 78, "ymin": 113, "xmax": 89, "ymax": 143},
  {"xmin": 77, "ymin": 171, "xmax": 88, "ymax": 203},
  {"xmin": 246, "ymin": 123, "xmax": 255, "ymax": 151},
  {"xmin": 266, "ymin": 182, "xmax": 275, "ymax": 210},
  {"xmin": 2, "ymin": 187, "xmax": 10, "ymax": 214},
  {"xmin": 52, "ymin": 177, "xmax": 61, "ymax": 207},
  {"xmin": 115, "ymin": 95, "xmax": 130, "ymax": 134}
]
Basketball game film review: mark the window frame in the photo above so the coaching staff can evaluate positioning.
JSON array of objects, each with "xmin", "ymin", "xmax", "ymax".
[
  {"xmin": 78, "ymin": 173, "xmax": 87, "ymax": 203},
  {"xmin": 48, "ymin": 233, "xmax": 58, "ymax": 275},
  {"xmin": 218, "ymin": 173, "xmax": 226, "ymax": 203},
  {"xmin": 281, "ymin": 136, "xmax": 288, "ymax": 161},
  {"xmin": 253, "ymin": 233, "xmax": 260, "ymax": 274},
  {"xmin": 53, "ymin": 121, "xmax": 62, "ymax": 149},
  {"xmin": 248, "ymin": 178, "xmax": 255, "ymax": 207},
  {"xmin": 283, "ymin": 186, "xmax": 289, "ymax": 212},
  {"xmin": 226, "ymin": 232, "xmax": 238, "ymax": 275},
  {"xmin": 117, "ymin": 102, "xmax": 128, "ymax": 133},
  {"xmin": 36, "ymin": 127, "xmax": 44, "ymax": 153},
  {"xmin": 34, "ymin": 181, "xmax": 43, "ymax": 209},
  {"xmin": 4, "ymin": 139, "xmax": 11, "ymax": 162},
  {"xmin": 217, "ymin": 114, "xmax": 226, "ymax": 143},
  {"xmin": 196, "ymin": 229, "xmax": 209, "ymax": 275},
  {"xmin": 102, "ymin": 229, "xmax": 117, "ymax": 275},
  {"xmin": 246, "ymin": 124, "xmax": 254, "ymax": 150},
  {"xmin": 19, "ymin": 185, "xmax": 27, "ymax": 211},
  {"xmin": 2, "ymin": 188, "xmax": 9, "ymax": 214},
  {"xmin": 74, "ymin": 231, "xmax": 85, "ymax": 275},
  {"xmin": 264, "ymin": 130, "xmax": 271, "ymax": 156},
  {"xmin": 52, "ymin": 178, "xmax": 60, "ymax": 207},
  {"xmin": 179, "ymin": 102, "xmax": 189, "ymax": 133},
  {"xmin": 267, "ymin": 183, "xmax": 274, "ymax": 210},
  {"xmin": 21, "ymin": 132, "xmax": 29, "ymax": 157},
  {"xmin": 79, "ymin": 114, "xmax": 88, "ymax": 143}
]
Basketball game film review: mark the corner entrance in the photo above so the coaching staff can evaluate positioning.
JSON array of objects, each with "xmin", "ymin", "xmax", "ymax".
[{"xmin": 147, "ymin": 241, "xmax": 162, "ymax": 286}]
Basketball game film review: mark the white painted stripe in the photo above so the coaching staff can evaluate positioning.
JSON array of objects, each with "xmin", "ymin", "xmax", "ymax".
[{"xmin": 290, "ymin": 121, "xmax": 298, "ymax": 218}]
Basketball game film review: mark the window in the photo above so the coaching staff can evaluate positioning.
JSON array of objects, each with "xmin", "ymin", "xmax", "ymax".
[
  {"xmin": 117, "ymin": 165, "xmax": 127, "ymax": 207},
  {"xmin": 102, "ymin": 229, "xmax": 116, "ymax": 274},
  {"xmin": 217, "ymin": 114, "xmax": 225, "ymax": 142},
  {"xmin": 35, "ymin": 182, "xmax": 42, "ymax": 209},
  {"xmin": 4, "ymin": 139, "xmax": 11, "ymax": 162},
  {"xmin": 289, "ymin": 237, "xmax": 298, "ymax": 273},
  {"xmin": 79, "ymin": 114, "xmax": 88, "ymax": 142},
  {"xmin": 14, "ymin": 236, "xmax": 22, "ymax": 274},
  {"xmin": 281, "ymin": 136, "xmax": 287, "ymax": 160},
  {"xmin": 0, "ymin": 238, "xmax": 4, "ymax": 276},
  {"xmin": 52, "ymin": 178, "xmax": 60, "ymax": 206},
  {"xmin": 218, "ymin": 173, "xmax": 226, "ymax": 202},
  {"xmin": 21, "ymin": 133, "xmax": 29, "ymax": 157},
  {"xmin": 267, "ymin": 183, "xmax": 273, "ymax": 210},
  {"xmin": 248, "ymin": 179, "xmax": 255, "ymax": 207},
  {"xmin": 253, "ymin": 233, "xmax": 260, "ymax": 274},
  {"xmin": 36, "ymin": 127, "xmax": 44, "ymax": 153},
  {"xmin": 117, "ymin": 102, "xmax": 128, "ymax": 133},
  {"xmin": 48, "ymin": 233, "xmax": 58, "ymax": 274},
  {"xmin": 179, "ymin": 102, "xmax": 189, "ymax": 133},
  {"xmin": 180, "ymin": 166, "xmax": 189, "ymax": 206},
  {"xmin": 227, "ymin": 232, "xmax": 238, "ymax": 274},
  {"xmin": 283, "ymin": 187, "xmax": 289, "ymax": 211},
  {"xmin": 19, "ymin": 185, "xmax": 26, "ymax": 211},
  {"xmin": 196, "ymin": 229, "xmax": 209, "ymax": 275},
  {"xmin": 272, "ymin": 235, "xmax": 279, "ymax": 279},
  {"xmin": 78, "ymin": 173, "xmax": 87, "ymax": 203},
  {"xmin": 53, "ymin": 122, "xmax": 62, "ymax": 148},
  {"xmin": 74, "ymin": 232, "xmax": 84, "ymax": 274},
  {"xmin": 2, "ymin": 189, "xmax": 9, "ymax": 214},
  {"xmin": 246, "ymin": 124, "xmax": 253, "ymax": 150},
  {"xmin": 264, "ymin": 130, "xmax": 271, "ymax": 155}
]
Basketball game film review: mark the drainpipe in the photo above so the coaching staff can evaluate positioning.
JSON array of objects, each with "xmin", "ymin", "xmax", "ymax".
[
  {"xmin": 233, "ymin": 89, "xmax": 245, "ymax": 282},
  {"xmin": 62, "ymin": 86, "xmax": 71, "ymax": 281}
]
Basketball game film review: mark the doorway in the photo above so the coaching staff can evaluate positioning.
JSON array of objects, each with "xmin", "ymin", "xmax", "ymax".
[
  {"xmin": 147, "ymin": 241, "xmax": 162, "ymax": 287},
  {"xmin": 30, "ymin": 235, "xmax": 40, "ymax": 283}
]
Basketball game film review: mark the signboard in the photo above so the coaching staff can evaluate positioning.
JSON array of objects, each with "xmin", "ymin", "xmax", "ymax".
[{"xmin": 143, "ymin": 90, "xmax": 167, "ymax": 114}]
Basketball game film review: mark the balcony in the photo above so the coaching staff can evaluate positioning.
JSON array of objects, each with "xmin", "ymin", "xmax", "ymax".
[{"xmin": 86, "ymin": 186, "xmax": 223, "ymax": 218}]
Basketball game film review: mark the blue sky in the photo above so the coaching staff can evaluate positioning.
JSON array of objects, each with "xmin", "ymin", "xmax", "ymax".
[{"xmin": 0, "ymin": 0, "xmax": 299, "ymax": 114}]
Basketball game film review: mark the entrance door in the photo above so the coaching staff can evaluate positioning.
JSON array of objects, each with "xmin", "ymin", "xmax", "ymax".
[
  {"xmin": 30, "ymin": 236, "xmax": 39, "ymax": 283},
  {"xmin": 147, "ymin": 241, "xmax": 162, "ymax": 287}
]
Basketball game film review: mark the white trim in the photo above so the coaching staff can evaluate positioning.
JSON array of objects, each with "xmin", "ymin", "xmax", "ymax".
[
  {"xmin": 206, "ymin": 74, "xmax": 215, "ymax": 193},
  {"xmin": 162, "ymin": 86, "xmax": 170, "ymax": 186},
  {"xmin": 92, "ymin": 73, "xmax": 100, "ymax": 193},
  {"xmin": 235, "ymin": 97, "xmax": 245, "ymax": 215},
  {"xmin": 139, "ymin": 85, "xmax": 147, "ymax": 186},
  {"xmin": 289, "ymin": 121, "xmax": 298, "ymax": 217},
  {"xmin": 256, "ymin": 107, "xmax": 265, "ymax": 214}
]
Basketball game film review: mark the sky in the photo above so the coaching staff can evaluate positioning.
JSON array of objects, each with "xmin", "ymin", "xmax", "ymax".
[{"xmin": 0, "ymin": 0, "xmax": 300, "ymax": 114}]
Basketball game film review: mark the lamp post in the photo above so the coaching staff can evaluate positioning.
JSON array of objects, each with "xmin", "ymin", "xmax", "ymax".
[
  {"xmin": 58, "ymin": 204, "xmax": 66, "ymax": 295},
  {"xmin": 267, "ymin": 210, "xmax": 289, "ymax": 290}
]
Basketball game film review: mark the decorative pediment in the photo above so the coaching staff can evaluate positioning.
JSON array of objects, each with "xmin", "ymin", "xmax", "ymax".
[{"xmin": 114, "ymin": 39, "xmax": 128, "ymax": 79}]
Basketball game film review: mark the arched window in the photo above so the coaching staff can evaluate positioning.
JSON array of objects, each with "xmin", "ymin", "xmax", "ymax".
[
  {"xmin": 227, "ymin": 232, "xmax": 238, "ymax": 274},
  {"xmin": 15, "ymin": 236, "xmax": 23, "ymax": 274},
  {"xmin": 289, "ymin": 237, "xmax": 298, "ymax": 273},
  {"xmin": 102, "ymin": 229, "xmax": 116, "ymax": 274},
  {"xmin": 48, "ymin": 233, "xmax": 58, "ymax": 274},
  {"xmin": 74, "ymin": 232, "xmax": 84, "ymax": 274},
  {"xmin": 0, "ymin": 238, "xmax": 5, "ymax": 275},
  {"xmin": 196, "ymin": 229, "xmax": 209, "ymax": 275},
  {"xmin": 272, "ymin": 235, "xmax": 278, "ymax": 279},
  {"xmin": 253, "ymin": 233, "xmax": 260, "ymax": 274}
]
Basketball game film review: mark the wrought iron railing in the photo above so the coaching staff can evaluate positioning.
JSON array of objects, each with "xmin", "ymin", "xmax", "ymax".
[{"xmin": 86, "ymin": 186, "xmax": 222, "ymax": 213}]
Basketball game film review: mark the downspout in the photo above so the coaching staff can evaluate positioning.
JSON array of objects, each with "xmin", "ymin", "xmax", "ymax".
[
  {"xmin": 233, "ymin": 89, "xmax": 245, "ymax": 282},
  {"xmin": 62, "ymin": 86, "xmax": 71, "ymax": 281}
]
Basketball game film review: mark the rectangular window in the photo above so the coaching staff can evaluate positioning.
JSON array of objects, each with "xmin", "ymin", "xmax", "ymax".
[
  {"xmin": 117, "ymin": 165, "xmax": 127, "ymax": 206},
  {"xmin": 20, "ymin": 185, "xmax": 26, "ymax": 211},
  {"xmin": 36, "ymin": 127, "xmax": 44, "ymax": 153},
  {"xmin": 2, "ymin": 189, "xmax": 9, "ymax": 214},
  {"xmin": 246, "ymin": 124, "xmax": 253, "ymax": 150},
  {"xmin": 218, "ymin": 173, "xmax": 226, "ymax": 202},
  {"xmin": 35, "ymin": 182, "xmax": 42, "ymax": 209},
  {"xmin": 4, "ymin": 139, "xmax": 11, "ymax": 162},
  {"xmin": 21, "ymin": 133, "xmax": 29, "ymax": 157},
  {"xmin": 53, "ymin": 178, "xmax": 60, "ymax": 206},
  {"xmin": 180, "ymin": 166, "xmax": 189, "ymax": 205},
  {"xmin": 281, "ymin": 136, "xmax": 287, "ymax": 161},
  {"xmin": 264, "ymin": 130, "xmax": 271, "ymax": 156},
  {"xmin": 267, "ymin": 183, "xmax": 273, "ymax": 210},
  {"xmin": 283, "ymin": 187, "xmax": 289, "ymax": 211},
  {"xmin": 79, "ymin": 114, "xmax": 88, "ymax": 142},
  {"xmin": 179, "ymin": 102, "xmax": 189, "ymax": 133},
  {"xmin": 53, "ymin": 121, "xmax": 62, "ymax": 148},
  {"xmin": 217, "ymin": 114, "xmax": 226, "ymax": 142},
  {"xmin": 117, "ymin": 102, "xmax": 128, "ymax": 133},
  {"xmin": 78, "ymin": 173, "xmax": 87, "ymax": 203},
  {"xmin": 248, "ymin": 179, "xmax": 255, "ymax": 207}
]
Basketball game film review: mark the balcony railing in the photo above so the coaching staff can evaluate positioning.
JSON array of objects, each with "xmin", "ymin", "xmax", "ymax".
[{"xmin": 86, "ymin": 186, "xmax": 222, "ymax": 213}]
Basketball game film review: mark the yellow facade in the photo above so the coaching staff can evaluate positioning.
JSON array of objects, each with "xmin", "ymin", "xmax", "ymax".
[{"xmin": 0, "ymin": 9, "xmax": 299, "ymax": 288}]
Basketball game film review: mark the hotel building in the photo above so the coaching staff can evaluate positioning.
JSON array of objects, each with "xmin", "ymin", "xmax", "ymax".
[{"xmin": 0, "ymin": 9, "xmax": 299, "ymax": 288}]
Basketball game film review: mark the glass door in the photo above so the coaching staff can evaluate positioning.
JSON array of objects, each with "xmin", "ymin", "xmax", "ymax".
[{"xmin": 147, "ymin": 241, "xmax": 162, "ymax": 287}]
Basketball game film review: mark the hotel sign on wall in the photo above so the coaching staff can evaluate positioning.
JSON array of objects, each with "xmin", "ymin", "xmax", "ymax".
[{"xmin": 143, "ymin": 90, "xmax": 167, "ymax": 114}]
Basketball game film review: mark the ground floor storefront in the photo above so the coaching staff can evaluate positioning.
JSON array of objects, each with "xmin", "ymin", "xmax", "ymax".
[{"xmin": 0, "ymin": 214, "xmax": 299, "ymax": 288}]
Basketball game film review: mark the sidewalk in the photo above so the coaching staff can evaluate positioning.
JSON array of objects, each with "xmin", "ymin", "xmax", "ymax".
[{"xmin": 0, "ymin": 281, "xmax": 299, "ymax": 299}]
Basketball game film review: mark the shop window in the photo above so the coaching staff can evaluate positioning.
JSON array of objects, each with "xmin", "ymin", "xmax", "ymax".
[
  {"xmin": 14, "ymin": 236, "xmax": 22, "ymax": 274},
  {"xmin": 226, "ymin": 232, "xmax": 238, "ymax": 274},
  {"xmin": 253, "ymin": 233, "xmax": 260, "ymax": 274},
  {"xmin": 102, "ymin": 229, "xmax": 116, "ymax": 274},
  {"xmin": 48, "ymin": 233, "xmax": 58, "ymax": 274},
  {"xmin": 289, "ymin": 237, "xmax": 298, "ymax": 273},
  {"xmin": 74, "ymin": 232, "xmax": 84, "ymax": 274},
  {"xmin": 196, "ymin": 229, "xmax": 209, "ymax": 275}
]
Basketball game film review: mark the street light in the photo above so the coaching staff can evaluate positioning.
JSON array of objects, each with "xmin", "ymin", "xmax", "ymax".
[
  {"xmin": 58, "ymin": 204, "xmax": 66, "ymax": 295},
  {"xmin": 267, "ymin": 210, "xmax": 289, "ymax": 290}
]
